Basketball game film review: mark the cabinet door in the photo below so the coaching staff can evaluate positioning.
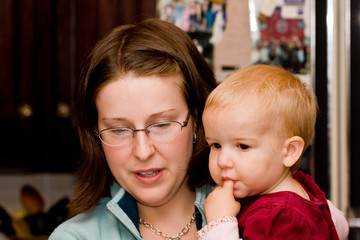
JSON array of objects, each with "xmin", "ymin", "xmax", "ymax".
[
  {"xmin": 0, "ymin": 0, "xmax": 156, "ymax": 172},
  {"xmin": 350, "ymin": 0, "xmax": 360, "ymax": 208},
  {"xmin": 0, "ymin": 0, "xmax": 41, "ymax": 171}
]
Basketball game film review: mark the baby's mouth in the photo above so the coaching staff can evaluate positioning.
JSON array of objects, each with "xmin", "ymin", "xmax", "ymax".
[{"xmin": 137, "ymin": 170, "xmax": 160, "ymax": 177}]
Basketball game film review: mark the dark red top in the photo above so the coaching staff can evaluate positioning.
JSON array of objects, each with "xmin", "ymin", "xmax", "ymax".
[{"xmin": 238, "ymin": 171, "xmax": 339, "ymax": 240}]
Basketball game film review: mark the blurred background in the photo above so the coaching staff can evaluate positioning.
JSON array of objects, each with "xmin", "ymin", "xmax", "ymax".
[{"xmin": 0, "ymin": 0, "xmax": 359, "ymax": 239}]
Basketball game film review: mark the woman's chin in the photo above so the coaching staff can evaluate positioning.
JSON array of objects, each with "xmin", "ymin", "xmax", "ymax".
[{"xmin": 136, "ymin": 192, "xmax": 171, "ymax": 207}]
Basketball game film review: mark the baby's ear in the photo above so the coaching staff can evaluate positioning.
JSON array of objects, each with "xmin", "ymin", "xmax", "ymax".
[{"xmin": 282, "ymin": 136, "xmax": 305, "ymax": 168}]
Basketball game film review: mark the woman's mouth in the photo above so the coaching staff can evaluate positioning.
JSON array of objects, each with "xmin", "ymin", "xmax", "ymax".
[
  {"xmin": 135, "ymin": 169, "xmax": 163, "ymax": 184},
  {"xmin": 137, "ymin": 170, "xmax": 160, "ymax": 177}
]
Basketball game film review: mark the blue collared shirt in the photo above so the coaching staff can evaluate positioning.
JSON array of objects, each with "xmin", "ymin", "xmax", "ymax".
[{"xmin": 49, "ymin": 182, "xmax": 212, "ymax": 240}]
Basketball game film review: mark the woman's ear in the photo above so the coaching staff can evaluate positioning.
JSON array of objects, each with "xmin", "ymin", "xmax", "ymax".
[{"xmin": 282, "ymin": 136, "xmax": 305, "ymax": 168}]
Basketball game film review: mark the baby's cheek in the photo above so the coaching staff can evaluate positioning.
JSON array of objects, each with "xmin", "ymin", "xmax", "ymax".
[
  {"xmin": 233, "ymin": 184, "xmax": 252, "ymax": 199},
  {"xmin": 209, "ymin": 164, "xmax": 221, "ymax": 185},
  {"xmin": 233, "ymin": 188, "xmax": 242, "ymax": 199}
]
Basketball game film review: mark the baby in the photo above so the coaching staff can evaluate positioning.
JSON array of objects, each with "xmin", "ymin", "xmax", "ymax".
[{"xmin": 198, "ymin": 64, "xmax": 341, "ymax": 239}]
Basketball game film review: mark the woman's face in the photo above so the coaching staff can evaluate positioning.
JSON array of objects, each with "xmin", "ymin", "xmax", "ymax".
[{"xmin": 96, "ymin": 73, "xmax": 194, "ymax": 207}]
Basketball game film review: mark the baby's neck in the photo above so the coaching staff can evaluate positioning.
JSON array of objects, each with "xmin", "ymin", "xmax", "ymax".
[{"xmin": 267, "ymin": 172, "xmax": 310, "ymax": 200}]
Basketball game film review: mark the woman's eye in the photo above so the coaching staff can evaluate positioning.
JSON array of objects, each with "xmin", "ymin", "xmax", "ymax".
[
  {"xmin": 111, "ymin": 128, "xmax": 130, "ymax": 135},
  {"xmin": 238, "ymin": 144, "xmax": 249, "ymax": 150},
  {"xmin": 152, "ymin": 122, "xmax": 172, "ymax": 129}
]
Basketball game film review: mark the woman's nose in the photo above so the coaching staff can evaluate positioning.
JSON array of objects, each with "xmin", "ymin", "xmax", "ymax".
[{"xmin": 133, "ymin": 131, "xmax": 155, "ymax": 161}]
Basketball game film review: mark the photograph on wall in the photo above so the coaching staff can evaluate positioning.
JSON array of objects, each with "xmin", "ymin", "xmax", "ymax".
[
  {"xmin": 157, "ymin": 0, "xmax": 227, "ymax": 65},
  {"xmin": 249, "ymin": 0, "xmax": 310, "ymax": 74}
]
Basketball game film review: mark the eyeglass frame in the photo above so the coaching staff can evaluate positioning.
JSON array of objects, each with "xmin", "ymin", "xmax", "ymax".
[{"xmin": 95, "ymin": 112, "xmax": 191, "ymax": 146}]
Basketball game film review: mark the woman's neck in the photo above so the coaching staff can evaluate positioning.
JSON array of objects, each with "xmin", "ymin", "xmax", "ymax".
[
  {"xmin": 137, "ymin": 184, "xmax": 197, "ymax": 239},
  {"xmin": 137, "ymin": 184, "xmax": 196, "ymax": 223}
]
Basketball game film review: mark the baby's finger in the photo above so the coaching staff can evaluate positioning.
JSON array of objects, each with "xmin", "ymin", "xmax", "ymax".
[{"xmin": 223, "ymin": 180, "xmax": 234, "ymax": 192}]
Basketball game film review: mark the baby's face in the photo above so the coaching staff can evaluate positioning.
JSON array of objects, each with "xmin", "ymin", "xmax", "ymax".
[{"xmin": 203, "ymin": 105, "xmax": 289, "ymax": 199}]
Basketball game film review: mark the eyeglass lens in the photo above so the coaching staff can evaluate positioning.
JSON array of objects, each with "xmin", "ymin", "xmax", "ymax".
[{"xmin": 99, "ymin": 121, "xmax": 183, "ymax": 146}]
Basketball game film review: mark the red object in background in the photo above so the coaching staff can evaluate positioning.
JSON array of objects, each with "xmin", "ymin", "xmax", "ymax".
[{"xmin": 260, "ymin": 7, "xmax": 305, "ymax": 42}]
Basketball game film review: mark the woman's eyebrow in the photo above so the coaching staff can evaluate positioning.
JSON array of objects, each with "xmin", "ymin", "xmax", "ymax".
[
  {"xmin": 149, "ymin": 109, "xmax": 176, "ymax": 118},
  {"xmin": 101, "ymin": 109, "xmax": 177, "ymax": 122},
  {"xmin": 101, "ymin": 117, "xmax": 127, "ymax": 121}
]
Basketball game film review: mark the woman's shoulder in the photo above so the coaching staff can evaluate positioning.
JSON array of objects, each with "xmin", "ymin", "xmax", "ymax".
[
  {"xmin": 195, "ymin": 184, "xmax": 214, "ymax": 204},
  {"xmin": 49, "ymin": 199, "xmax": 112, "ymax": 240},
  {"xmin": 198, "ymin": 183, "xmax": 214, "ymax": 196}
]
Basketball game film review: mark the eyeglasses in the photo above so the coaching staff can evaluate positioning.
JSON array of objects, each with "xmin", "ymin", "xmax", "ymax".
[{"xmin": 95, "ymin": 112, "xmax": 190, "ymax": 147}]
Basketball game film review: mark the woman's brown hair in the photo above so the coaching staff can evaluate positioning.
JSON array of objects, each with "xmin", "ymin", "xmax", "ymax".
[{"xmin": 69, "ymin": 18, "xmax": 217, "ymax": 215}]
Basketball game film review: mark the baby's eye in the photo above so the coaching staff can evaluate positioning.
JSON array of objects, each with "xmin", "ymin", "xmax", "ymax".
[
  {"xmin": 238, "ymin": 144, "xmax": 249, "ymax": 150},
  {"xmin": 209, "ymin": 143, "xmax": 221, "ymax": 149}
]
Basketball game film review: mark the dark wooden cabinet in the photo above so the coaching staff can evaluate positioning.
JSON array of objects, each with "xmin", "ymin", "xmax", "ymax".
[
  {"xmin": 0, "ymin": 0, "xmax": 156, "ymax": 172},
  {"xmin": 350, "ymin": 0, "xmax": 360, "ymax": 208}
]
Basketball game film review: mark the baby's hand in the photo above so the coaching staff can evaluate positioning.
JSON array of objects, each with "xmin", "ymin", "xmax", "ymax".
[{"xmin": 204, "ymin": 180, "xmax": 241, "ymax": 222}]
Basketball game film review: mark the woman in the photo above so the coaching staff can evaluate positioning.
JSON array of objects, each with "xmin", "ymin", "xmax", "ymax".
[
  {"xmin": 50, "ymin": 18, "xmax": 217, "ymax": 240},
  {"xmin": 49, "ymin": 18, "xmax": 347, "ymax": 240}
]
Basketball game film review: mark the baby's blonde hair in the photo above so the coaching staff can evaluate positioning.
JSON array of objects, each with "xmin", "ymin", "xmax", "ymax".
[{"xmin": 205, "ymin": 64, "xmax": 317, "ymax": 170}]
